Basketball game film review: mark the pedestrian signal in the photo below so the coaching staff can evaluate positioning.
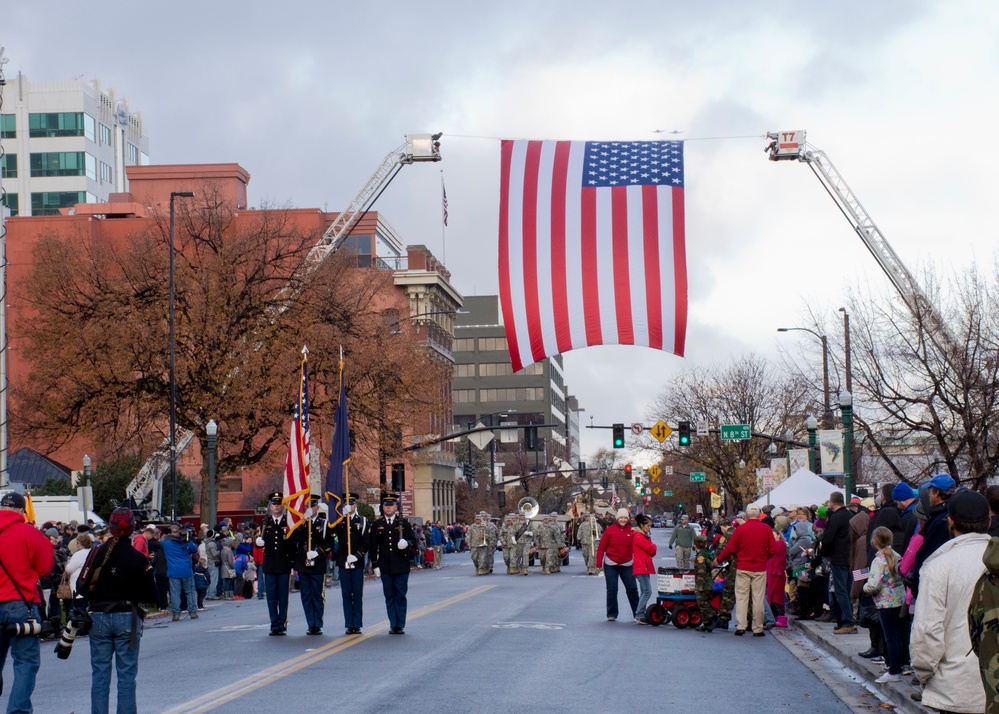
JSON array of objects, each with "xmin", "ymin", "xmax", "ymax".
[
  {"xmin": 612, "ymin": 423, "xmax": 625, "ymax": 448},
  {"xmin": 678, "ymin": 420, "xmax": 691, "ymax": 447}
]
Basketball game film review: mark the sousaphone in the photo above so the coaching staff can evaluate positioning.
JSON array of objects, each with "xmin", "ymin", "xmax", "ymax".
[{"xmin": 517, "ymin": 496, "xmax": 539, "ymax": 519}]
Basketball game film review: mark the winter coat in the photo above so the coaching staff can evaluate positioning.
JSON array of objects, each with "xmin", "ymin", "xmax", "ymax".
[
  {"xmin": 204, "ymin": 537, "xmax": 221, "ymax": 565},
  {"xmin": 766, "ymin": 533, "xmax": 787, "ymax": 605},
  {"xmin": 596, "ymin": 523, "xmax": 636, "ymax": 567},
  {"xmin": 910, "ymin": 532, "xmax": 990, "ymax": 714},
  {"xmin": 162, "ymin": 535, "xmax": 198, "ymax": 578},
  {"xmin": 632, "ymin": 530, "xmax": 657, "ymax": 576},
  {"xmin": 863, "ymin": 548, "xmax": 904, "ymax": 609},
  {"xmin": 867, "ymin": 503, "xmax": 903, "ymax": 564},
  {"xmin": 913, "ymin": 502, "xmax": 950, "ymax": 579},
  {"xmin": 149, "ymin": 538, "xmax": 168, "ymax": 576},
  {"xmin": 64, "ymin": 546, "xmax": 93, "ymax": 596},
  {"xmin": 820, "ymin": 506, "xmax": 853, "ymax": 567},
  {"xmin": 715, "ymin": 519, "xmax": 776, "ymax": 572},
  {"xmin": 0, "ymin": 511, "xmax": 54, "ymax": 604},
  {"xmin": 849, "ymin": 510, "xmax": 871, "ymax": 572},
  {"xmin": 221, "ymin": 546, "xmax": 236, "ymax": 579},
  {"xmin": 787, "ymin": 522, "xmax": 814, "ymax": 574}
]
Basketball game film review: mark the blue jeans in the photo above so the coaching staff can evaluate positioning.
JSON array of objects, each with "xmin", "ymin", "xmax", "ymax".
[
  {"xmin": 830, "ymin": 565, "xmax": 855, "ymax": 627},
  {"xmin": 878, "ymin": 606, "xmax": 903, "ymax": 675},
  {"xmin": 0, "ymin": 601, "xmax": 41, "ymax": 714},
  {"xmin": 168, "ymin": 576, "xmax": 197, "ymax": 618},
  {"xmin": 208, "ymin": 563, "xmax": 222, "ymax": 597},
  {"xmin": 90, "ymin": 611, "xmax": 142, "ymax": 714},
  {"xmin": 635, "ymin": 574, "xmax": 653, "ymax": 617},
  {"xmin": 603, "ymin": 563, "xmax": 639, "ymax": 619}
]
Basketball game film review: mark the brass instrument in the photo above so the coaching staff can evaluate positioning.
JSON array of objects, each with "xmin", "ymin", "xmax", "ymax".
[{"xmin": 518, "ymin": 497, "xmax": 539, "ymax": 519}]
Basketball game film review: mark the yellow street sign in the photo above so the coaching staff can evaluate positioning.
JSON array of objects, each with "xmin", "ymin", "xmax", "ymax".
[
  {"xmin": 651, "ymin": 420, "xmax": 672, "ymax": 443},
  {"xmin": 647, "ymin": 465, "xmax": 662, "ymax": 479},
  {"xmin": 653, "ymin": 487, "xmax": 661, "ymax": 495}
]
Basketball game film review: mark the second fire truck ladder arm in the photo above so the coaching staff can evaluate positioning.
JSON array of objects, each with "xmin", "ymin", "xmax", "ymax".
[{"xmin": 766, "ymin": 130, "xmax": 960, "ymax": 361}]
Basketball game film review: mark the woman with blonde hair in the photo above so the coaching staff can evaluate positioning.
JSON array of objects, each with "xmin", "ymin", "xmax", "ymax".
[{"xmin": 864, "ymin": 526, "xmax": 905, "ymax": 683}]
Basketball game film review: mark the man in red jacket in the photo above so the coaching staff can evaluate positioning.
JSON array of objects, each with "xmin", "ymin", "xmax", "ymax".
[
  {"xmin": 596, "ymin": 509, "xmax": 640, "ymax": 622},
  {"xmin": 0, "ymin": 492, "xmax": 55, "ymax": 712},
  {"xmin": 715, "ymin": 505, "xmax": 776, "ymax": 636}
]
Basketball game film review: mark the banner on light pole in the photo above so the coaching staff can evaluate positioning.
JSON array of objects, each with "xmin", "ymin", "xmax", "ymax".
[{"xmin": 818, "ymin": 430, "xmax": 844, "ymax": 475}]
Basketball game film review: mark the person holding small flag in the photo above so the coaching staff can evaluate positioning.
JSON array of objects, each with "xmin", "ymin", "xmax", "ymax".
[
  {"xmin": 331, "ymin": 492, "xmax": 369, "ymax": 634},
  {"xmin": 370, "ymin": 491, "xmax": 416, "ymax": 635}
]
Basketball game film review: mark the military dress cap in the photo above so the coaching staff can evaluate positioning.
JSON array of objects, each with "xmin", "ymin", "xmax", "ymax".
[
  {"xmin": 308, "ymin": 493, "xmax": 322, "ymax": 505},
  {"xmin": 380, "ymin": 490, "xmax": 400, "ymax": 504},
  {"xmin": 0, "ymin": 492, "xmax": 25, "ymax": 510},
  {"xmin": 343, "ymin": 491, "xmax": 360, "ymax": 502},
  {"xmin": 268, "ymin": 491, "xmax": 283, "ymax": 504}
]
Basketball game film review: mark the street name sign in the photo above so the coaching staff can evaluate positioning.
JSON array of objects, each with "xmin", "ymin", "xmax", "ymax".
[
  {"xmin": 690, "ymin": 472, "xmax": 706, "ymax": 483},
  {"xmin": 720, "ymin": 424, "xmax": 751, "ymax": 441}
]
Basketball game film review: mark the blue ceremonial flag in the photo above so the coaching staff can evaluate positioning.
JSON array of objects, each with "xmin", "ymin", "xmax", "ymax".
[{"xmin": 325, "ymin": 360, "xmax": 350, "ymax": 526}]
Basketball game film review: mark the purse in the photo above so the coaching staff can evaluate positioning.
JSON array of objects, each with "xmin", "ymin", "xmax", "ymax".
[{"xmin": 55, "ymin": 574, "xmax": 74, "ymax": 600}]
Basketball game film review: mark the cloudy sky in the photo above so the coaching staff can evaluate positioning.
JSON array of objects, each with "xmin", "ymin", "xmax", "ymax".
[{"xmin": 6, "ymin": 1, "xmax": 998, "ymax": 461}]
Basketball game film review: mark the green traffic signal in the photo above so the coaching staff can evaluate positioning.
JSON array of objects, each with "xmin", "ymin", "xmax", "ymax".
[
  {"xmin": 678, "ymin": 420, "xmax": 691, "ymax": 447},
  {"xmin": 612, "ymin": 423, "xmax": 625, "ymax": 448}
]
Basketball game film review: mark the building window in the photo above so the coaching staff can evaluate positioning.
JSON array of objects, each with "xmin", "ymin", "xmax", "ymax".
[
  {"xmin": 29, "ymin": 112, "xmax": 86, "ymax": 138},
  {"xmin": 84, "ymin": 114, "xmax": 96, "ymax": 142},
  {"xmin": 100, "ymin": 161, "xmax": 113, "ymax": 183},
  {"xmin": 454, "ymin": 389, "xmax": 476, "ymax": 403},
  {"xmin": 342, "ymin": 234, "xmax": 372, "ymax": 268},
  {"xmin": 0, "ymin": 114, "xmax": 14, "ymax": 139},
  {"xmin": 99, "ymin": 123, "xmax": 111, "ymax": 145},
  {"xmin": 454, "ymin": 364, "xmax": 475, "ymax": 378},
  {"xmin": 478, "ymin": 387, "xmax": 544, "ymax": 402},
  {"xmin": 126, "ymin": 142, "xmax": 138, "ymax": 164},
  {"xmin": 478, "ymin": 336, "xmax": 508, "ymax": 351},
  {"xmin": 2, "ymin": 193, "xmax": 17, "ymax": 217},
  {"xmin": 30, "ymin": 191, "xmax": 87, "ymax": 216},
  {"xmin": 85, "ymin": 153, "xmax": 96, "ymax": 180},
  {"xmin": 480, "ymin": 362, "xmax": 513, "ymax": 377},
  {"xmin": 30, "ymin": 152, "xmax": 88, "ymax": 177},
  {"xmin": 140, "ymin": 151, "xmax": 150, "ymax": 166},
  {"xmin": 0, "ymin": 153, "xmax": 16, "ymax": 179},
  {"xmin": 454, "ymin": 338, "xmax": 475, "ymax": 352}
]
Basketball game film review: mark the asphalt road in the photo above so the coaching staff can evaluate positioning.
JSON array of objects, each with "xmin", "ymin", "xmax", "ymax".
[{"xmin": 9, "ymin": 527, "xmax": 861, "ymax": 713}]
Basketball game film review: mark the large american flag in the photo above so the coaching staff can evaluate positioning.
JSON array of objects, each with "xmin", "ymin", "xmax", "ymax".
[
  {"xmin": 498, "ymin": 139, "xmax": 687, "ymax": 371},
  {"xmin": 282, "ymin": 349, "xmax": 312, "ymax": 533}
]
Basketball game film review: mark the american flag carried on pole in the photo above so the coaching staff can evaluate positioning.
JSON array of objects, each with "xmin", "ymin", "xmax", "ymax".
[
  {"xmin": 325, "ymin": 353, "xmax": 351, "ymax": 529},
  {"xmin": 282, "ymin": 347, "xmax": 312, "ymax": 533},
  {"xmin": 498, "ymin": 139, "xmax": 687, "ymax": 372}
]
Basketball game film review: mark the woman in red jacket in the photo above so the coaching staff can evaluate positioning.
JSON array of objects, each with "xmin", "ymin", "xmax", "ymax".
[
  {"xmin": 633, "ymin": 514, "xmax": 658, "ymax": 624},
  {"xmin": 596, "ymin": 509, "xmax": 640, "ymax": 622}
]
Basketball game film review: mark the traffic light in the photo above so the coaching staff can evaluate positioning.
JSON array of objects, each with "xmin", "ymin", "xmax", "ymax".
[
  {"xmin": 601, "ymin": 476, "xmax": 609, "ymax": 489},
  {"xmin": 612, "ymin": 423, "xmax": 625, "ymax": 448},
  {"xmin": 678, "ymin": 420, "xmax": 691, "ymax": 447},
  {"xmin": 707, "ymin": 486, "xmax": 714, "ymax": 493},
  {"xmin": 578, "ymin": 461, "xmax": 587, "ymax": 480},
  {"xmin": 463, "ymin": 463, "xmax": 475, "ymax": 481},
  {"xmin": 525, "ymin": 425, "xmax": 538, "ymax": 451}
]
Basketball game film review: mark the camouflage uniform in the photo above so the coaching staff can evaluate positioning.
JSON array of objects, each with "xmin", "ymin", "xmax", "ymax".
[
  {"xmin": 551, "ymin": 517, "xmax": 565, "ymax": 572},
  {"xmin": 500, "ymin": 516, "xmax": 516, "ymax": 573},
  {"xmin": 969, "ymin": 537, "xmax": 999, "ymax": 712},
  {"xmin": 693, "ymin": 535, "xmax": 717, "ymax": 630},
  {"xmin": 512, "ymin": 516, "xmax": 534, "ymax": 575},
  {"xmin": 577, "ymin": 517, "xmax": 602, "ymax": 574},
  {"xmin": 483, "ymin": 515, "xmax": 499, "ymax": 574},
  {"xmin": 467, "ymin": 516, "xmax": 489, "ymax": 575},
  {"xmin": 715, "ymin": 534, "xmax": 736, "ymax": 628},
  {"xmin": 538, "ymin": 516, "xmax": 557, "ymax": 573}
]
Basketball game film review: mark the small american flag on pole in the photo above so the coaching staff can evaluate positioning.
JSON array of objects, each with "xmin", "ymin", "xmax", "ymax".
[
  {"xmin": 442, "ymin": 182, "xmax": 449, "ymax": 227},
  {"xmin": 282, "ymin": 348, "xmax": 312, "ymax": 533},
  {"xmin": 498, "ymin": 139, "xmax": 687, "ymax": 372}
]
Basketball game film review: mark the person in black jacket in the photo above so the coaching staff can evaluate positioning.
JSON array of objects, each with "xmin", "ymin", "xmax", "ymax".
[
  {"xmin": 291, "ymin": 496, "xmax": 334, "ymax": 635},
  {"xmin": 331, "ymin": 492, "xmax": 369, "ymax": 635},
  {"xmin": 77, "ymin": 507, "xmax": 157, "ymax": 714},
  {"xmin": 256, "ymin": 492, "xmax": 295, "ymax": 636},
  {"xmin": 820, "ymin": 491, "xmax": 856, "ymax": 633},
  {"xmin": 146, "ymin": 530, "xmax": 169, "ymax": 610},
  {"xmin": 892, "ymin": 483, "xmax": 919, "ymax": 553},
  {"xmin": 369, "ymin": 491, "xmax": 416, "ymax": 635},
  {"xmin": 911, "ymin": 475, "xmax": 955, "ymax": 592}
]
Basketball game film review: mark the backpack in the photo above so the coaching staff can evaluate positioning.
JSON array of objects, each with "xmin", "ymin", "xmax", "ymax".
[
  {"xmin": 969, "ymin": 569, "xmax": 999, "ymax": 658},
  {"xmin": 75, "ymin": 540, "xmax": 115, "ymax": 598}
]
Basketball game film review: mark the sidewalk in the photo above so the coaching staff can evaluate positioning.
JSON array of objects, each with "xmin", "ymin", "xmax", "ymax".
[{"xmin": 792, "ymin": 617, "xmax": 934, "ymax": 714}]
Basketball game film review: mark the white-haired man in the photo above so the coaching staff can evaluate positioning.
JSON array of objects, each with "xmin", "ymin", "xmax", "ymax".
[{"xmin": 714, "ymin": 505, "xmax": 776, "ymax": 636}]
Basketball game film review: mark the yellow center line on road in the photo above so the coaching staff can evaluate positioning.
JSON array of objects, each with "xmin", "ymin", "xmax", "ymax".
[{"xmin": 163, "ymin": 584, "xmax": 496, "ymax": 714}]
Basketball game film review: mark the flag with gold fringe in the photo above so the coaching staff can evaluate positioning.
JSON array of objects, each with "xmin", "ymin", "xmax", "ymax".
[
  {"xmin": 282, "ymin": 348, "xmax": 312, "ymax": 533},
  {"xmin": 325, "ymin": 356, "xmax": 350, "ymax": 529}
]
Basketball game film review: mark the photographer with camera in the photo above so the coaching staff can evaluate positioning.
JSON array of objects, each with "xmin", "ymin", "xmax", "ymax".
[
  {"xmin": 0, "ymin": 491, "xmax": 55, "ymax": 713},
  {"xmin": 162, "ymin": 523, "xmax": 199, "ymax": 621},
  {"xmin": 76, "ymin": 507, "xmax": 157, "ymax": 714}
]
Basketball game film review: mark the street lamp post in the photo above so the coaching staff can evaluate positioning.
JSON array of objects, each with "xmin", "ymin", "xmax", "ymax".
[
  {"xmin": 206, "ymin": 419, "xmax": 218, "ymax": 528},
  {"xmin": 82, "ymin": 454, "xmax": 91, "ymax": 486},
  {"xmin": 807, "ymin": 416, "xmax": 818, "ymax": 474},
  {"xmin": 778, "ymin": 327, "xmax": 831, "ymax": 428},
  {"xmin": 839, "ymin": 308, "xmax": 852, "ymax": 393},
  {"xmin": 169, "ymin": 190, "xmax": 195, "ymax": 523},
  {"xmin": 840, "ymin": 391, "xmax": 854, "ymax": 501}
]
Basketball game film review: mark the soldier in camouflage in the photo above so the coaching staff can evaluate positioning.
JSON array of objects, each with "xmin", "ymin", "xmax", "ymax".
[
  {"xmin": 483, "ymin": 514, "xmax": 499, "ymax": 574},
  {"xmin": 693, "ymin": 534, "xmax": 718, "ymax": 632},
  {"xmin": 969, "ymin": 531, "xmax": 999, "ymax": 712},
  {"xmin": 551, "ymin": 515, "xmax": 566, "ymax": 573},
  {"xmin": 500, "ymin": 514, "xmax": 516, "ymax": 574},
  {"xmin": 577, "ymin": 515, "xmax": 602, "ymax": 574},
  {"xmin": 467, "ymin": 513, "xmax": 489, "ymax": 575},
  {"xmin": 714, "ymin": 529, "xmax": 736, "ymax": 630},
  {"xmin": 513, "ymin": 513, "xmax": 534, "ymax": 576},
  {"xmin": 537, "ymin": 514, "xmax": 557, "ymax": 574}
]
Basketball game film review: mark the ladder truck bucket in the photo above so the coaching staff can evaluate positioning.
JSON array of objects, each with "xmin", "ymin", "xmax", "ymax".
[
  {"xmin": 766, "ymin": 130, "xmax": 807, "ymax": 161},
  {"xmin": 404, "ymin": 133, "xmax": 443, "ymax": 163}
]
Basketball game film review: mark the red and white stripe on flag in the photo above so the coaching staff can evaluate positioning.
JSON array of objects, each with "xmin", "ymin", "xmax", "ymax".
[
  {"xmin": 283, "ymin": 417, "xmax": 310, "ymax": 532},
  {"xmin": 498, "ymin": 139, "xmax": 687, "ymax": 372}
]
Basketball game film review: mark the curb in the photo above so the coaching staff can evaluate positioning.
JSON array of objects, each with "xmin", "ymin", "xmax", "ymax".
[{"xmin": 792, "ymin": 618, "xmax": 934, "ymax": 714}]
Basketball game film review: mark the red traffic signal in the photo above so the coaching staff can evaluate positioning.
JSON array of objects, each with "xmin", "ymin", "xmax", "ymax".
[
  {"xmin": 624, "ymin": 464, "xmax": 632, "ymax": 476},
  {"xmin": 707, "ymin": 486, "xmax": 714, "ymax": 493}
]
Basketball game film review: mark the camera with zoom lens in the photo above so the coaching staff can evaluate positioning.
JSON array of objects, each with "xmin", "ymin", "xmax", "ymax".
[
  {"xmin": 54, "ymin": 609, "xmax": 91, "ymax": 660},
  {"xmin": 4, "ymin": 619, "xmax": 43, "ymax": 637}
]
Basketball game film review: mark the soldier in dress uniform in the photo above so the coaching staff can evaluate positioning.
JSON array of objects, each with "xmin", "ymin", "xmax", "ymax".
[
  {"xmin": 577, "ymin": 514, "xmax": 602, "ymax": 574},
  {"xmin": 468, "ymin": 513, "xmax": 488, "ymax": 575},
  {"xmin": 512, "ymin": 512, "xmax": 534, "ymax": 576},
  {"xmin": 369, "ymin": 491, "xmax": 416, "ymax": 634},
  {"xmin": 331, "ymin": 492, "xmax": 369, "ymax": 634},
  {"xmin": 256, "ymin": 492, "xmax": 295, "ymax": 636},
  {"xmin": 292, "ymin": 495, "xmax": 334, "ymax": 635},
  {"xmin": 483, "ymin": 513, "xmax": 499, "ymax": 574},
  {"xmin": 500, "ymin": 514, "xmax": 516, "ymax": 574}
]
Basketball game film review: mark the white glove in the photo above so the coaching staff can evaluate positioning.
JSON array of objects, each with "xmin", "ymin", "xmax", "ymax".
[
  {"xmin": 306, "ymin": 550, "xmax": 318, "ymax": 560},
  {"xmin": 255, "ymin": 537, "xmax": 265, "ymax": 547},
  {"xmin": 304, "ymin": 507, "xmax": 314, "ymax": 519},
  {"xmin": 397, "ymin": 538, "xmax": 409, "ymax": 550},
  {"xmin": 342, "ymin": 503, "xmax": 353, "ymax": 515},
  {"xmin": 374, "ymin": 567, "xmax": 381, "ymax": 577},
  {"xmin": 346, "ymin": 554, "xmax": 358, "ymax": 565}
]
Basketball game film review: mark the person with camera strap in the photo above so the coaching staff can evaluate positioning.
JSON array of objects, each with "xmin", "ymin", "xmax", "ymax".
[
  {"xmin": 0, "ymin": 491, "xmax": 54, "ymax": 714},
  {"xmin": 75, "ymin": 507, "xmax": 157, "ymax": 714}
]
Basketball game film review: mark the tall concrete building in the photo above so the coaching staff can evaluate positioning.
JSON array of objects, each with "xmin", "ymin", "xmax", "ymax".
[
  {"xmin": 1, "ymin": 74, "xmax": 149, "ymax": 216},
  {"xmin": 453, "ymin": 296, "xmax": 579, "ymax": 486}
]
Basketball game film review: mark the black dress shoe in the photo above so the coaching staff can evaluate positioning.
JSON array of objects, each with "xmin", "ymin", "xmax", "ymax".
[
  {"xmin": 389, "ymin": 628, "xmax": 405, "ymax": 635},
  {"xmin": 269, "ymin": 630, "xmax": 286, "ymax": 636},
  {"xmin": 753, "ymin": 631, "xmax": 766, "ymax": 637},
  {"xmin": 858, "ymin": 648, "xmax": 880, "ymax": 659},
  {"xmin": 307, "ymin": 627, "xmax": 322, "ymax": 636}
]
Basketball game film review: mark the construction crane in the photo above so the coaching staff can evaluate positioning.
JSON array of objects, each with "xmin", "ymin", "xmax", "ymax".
[
  {"xmin": 123, "ymin": 133, "xmax": 442, "ymax": 520},
  {"xmin": 765, "ymin": 130, "xmax": 959, "ymax": 360}
]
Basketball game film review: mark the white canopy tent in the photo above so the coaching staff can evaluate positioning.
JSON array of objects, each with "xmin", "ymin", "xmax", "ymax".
[{"xmin": 748, "ymin": 468, "xmax": 843, "ymax": 510}]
